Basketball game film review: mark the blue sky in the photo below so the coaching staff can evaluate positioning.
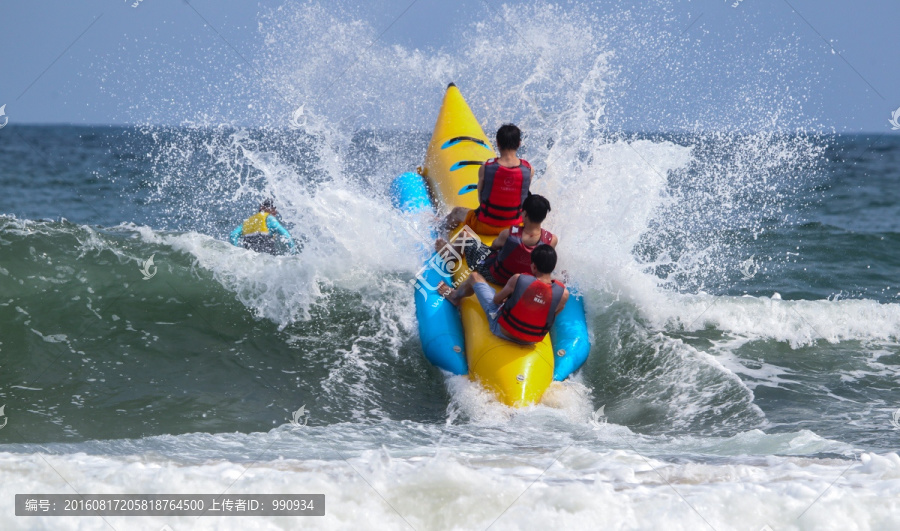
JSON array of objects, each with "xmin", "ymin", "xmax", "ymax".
[{"xmin": 1, "ymin": 0, "xmax": 898, "ymax": 132}]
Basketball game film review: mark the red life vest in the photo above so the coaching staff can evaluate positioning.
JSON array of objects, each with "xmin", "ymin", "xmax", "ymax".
[
  {"xmin": 489, "ymin": 226, "xmax": 554, "ymax": 285},
  {"xmin": 498, "ymin": 275, "xmax": 566, "ymax": 344},
  {"xmin": 476, "ymin": 158, "xmax": 532, "ymax": 227}
]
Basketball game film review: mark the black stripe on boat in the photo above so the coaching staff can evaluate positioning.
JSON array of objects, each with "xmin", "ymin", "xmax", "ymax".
[
  {"xmin": 450, "ymin": 160, "xmax": 485, "ymax": 171},
  {"xmin": 441, "ymin": 136, "xmax": 491, "ymax": 150}
]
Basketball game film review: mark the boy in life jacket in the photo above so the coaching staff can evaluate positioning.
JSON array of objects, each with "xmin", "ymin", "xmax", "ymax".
[
  {"xmin": 443, "ymin": 194, "xmax": 558, "ymax": 286},
  {"xmin": 229, "ymin": 199, "xmax": 298, "ymax": 255},
  {"xmin": 437, "ymin": 245, "xmax": 569, "ymax": 345},
  {"xmin": 442, "ymin": 123, "xmax": 532, "ymax": 236}
]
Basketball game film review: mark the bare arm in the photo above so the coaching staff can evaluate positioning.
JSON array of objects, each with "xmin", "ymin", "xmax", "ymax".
[
  {"xmin": 550, "ymin": 234, "xmax": 559, "ymax": 248},
  {"xmin": 490, "ymin": 229, "xmax": 510, "ymax": 251},
  {"xmin": 555, "ymin": 289, "xmax": 570, "ymax": 316},
  {"xmin": 493, "ymin": 274, "xmax": 519, "ymax": 305}
]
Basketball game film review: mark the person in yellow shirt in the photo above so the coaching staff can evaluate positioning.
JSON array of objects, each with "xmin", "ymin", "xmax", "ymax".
[{"xmin": 229, "ymin": 199, "xmax": 297, "ymax": 255}]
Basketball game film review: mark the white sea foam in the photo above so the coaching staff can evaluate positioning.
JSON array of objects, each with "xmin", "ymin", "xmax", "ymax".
[
  {"xmin": 0, "ymin": 430, "xmax": 895, "ymax": 531},
  {"xmin": 646, "ymin": 292, "xmax": 900, "ymax": 347}
]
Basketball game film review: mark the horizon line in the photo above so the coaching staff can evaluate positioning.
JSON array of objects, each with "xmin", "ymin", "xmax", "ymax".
[{"xmin": 3, "ymin": 122, "xmax": 898, "ymax": 136}]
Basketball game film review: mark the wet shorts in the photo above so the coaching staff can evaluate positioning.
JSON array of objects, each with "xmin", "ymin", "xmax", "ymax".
[
  {"xmin": 242, "ymin": 234, "xmax": 277, "ymax": 255},
  {"xmin": 471, "ymin": 281, "xmax": 533, "ymax": 345},
  {"xmin": 463, "ymin": 239, "xmax": 501, "ymax": 285},
  {"xmin": 463, "ymin": 209, "xmax": 509, "ymax": 236}
]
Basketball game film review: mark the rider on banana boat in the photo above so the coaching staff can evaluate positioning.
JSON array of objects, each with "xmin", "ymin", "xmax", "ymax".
[
  {"xmin": 438, "ymin": 245, "xmax": 569, "ymax": 345},
  {"xmin": 442, "ymin": 123, "xmax": 532, "ymax": 236},
  {"xmin": 436, "ymin": 193, "xmax": 557, "ymax": 285}
]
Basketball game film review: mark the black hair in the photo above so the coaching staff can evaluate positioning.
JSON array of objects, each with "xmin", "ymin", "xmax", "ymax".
[
  {"xmin": 531, "ymin": 244, "xmax": 557, "ymax": 274},
  {"xmin": 260, "ymin": 198, "xmax": 275, "ymax": 211},
  {"xmin": 522, "ymin": 194, "xmax": 551, "ymax": 223},
  {"xmin": 496, "ymin": 123, "xmax": 522, "ymax": 151}
]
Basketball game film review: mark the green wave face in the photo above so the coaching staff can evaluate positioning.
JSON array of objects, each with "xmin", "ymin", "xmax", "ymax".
[{"xmin": 0, "ymin": 218, "xmax": 448, "ymax": 443}]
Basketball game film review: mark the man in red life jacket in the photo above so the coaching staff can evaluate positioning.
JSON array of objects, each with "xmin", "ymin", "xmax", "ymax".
[
  {"xmin": 476, "ymin": 194, "xmax": 557, "ymax": 284},
  {"xmin": 442, "ymin": 124, "xmax": 532, "ymax": 236},
  {"xmin": 438, "ymin": 245, "xmax": 569, "ymax": 345}
]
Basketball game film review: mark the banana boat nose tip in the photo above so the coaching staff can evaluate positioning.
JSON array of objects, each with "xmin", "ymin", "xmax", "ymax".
[{"xmin": 447, "ymin": 82, "xmax": 456, "ymax": 88}]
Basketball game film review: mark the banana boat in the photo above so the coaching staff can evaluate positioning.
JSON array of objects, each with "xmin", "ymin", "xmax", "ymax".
[{"xmin": 391, "ymin": 83, "xmax": 590, "ymax": 407}]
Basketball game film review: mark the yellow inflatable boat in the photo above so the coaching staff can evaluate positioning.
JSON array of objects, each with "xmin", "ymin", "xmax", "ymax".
[{"xmin": 419, "ymin": 84, "xmax": 555, "ymax": 406}]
